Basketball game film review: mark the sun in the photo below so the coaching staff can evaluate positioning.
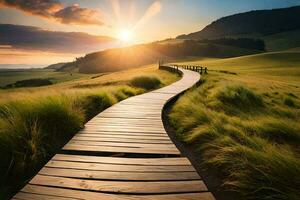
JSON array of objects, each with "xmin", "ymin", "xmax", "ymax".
[{"xmin": 118, "ymin": 29, "xmax": 134, "ymax": 42}]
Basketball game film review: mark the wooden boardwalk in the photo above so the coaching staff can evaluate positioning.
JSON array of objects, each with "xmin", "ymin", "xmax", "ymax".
[{"xmin": 12, "ymin": 68, "xmax": 215, "ymax": 200}]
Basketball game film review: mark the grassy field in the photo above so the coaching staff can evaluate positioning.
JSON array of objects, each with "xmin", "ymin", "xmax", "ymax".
[
  {"xmin": 170, "ymin": 51, "xmax": 300, "ymax": 200},
  {"xmin": 0, "ymin": 65, "xmax": 180, "ymax": 199},
  {"xmin": 0, "ymin": 69, "xmax": 91, "ymax": 87},
  {"xmin": 263, "ymin": 30, "xmax": 300, "ymax": 51},
  {"xmin": 176, "ymin": 50, "xmax": 300, "ymax": 86}
]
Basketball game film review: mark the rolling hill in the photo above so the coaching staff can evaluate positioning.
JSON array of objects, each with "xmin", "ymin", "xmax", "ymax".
[
  {"xmin": 60, "ymin": 41, "xmax": 260, "ymax": 73},
  {"xmin": 177, "ymin": 6, "xmax": 300, "ymax": 40},
  {"xmin": 45, "ymin": 62, "xmax": 68, "ymax": 70},
  {"xmin": 175, "ymin": 50, "xmax": 300, "ymax": 86}
]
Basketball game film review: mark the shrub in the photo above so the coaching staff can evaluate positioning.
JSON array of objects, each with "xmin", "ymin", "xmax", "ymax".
[
  {"xmin": 287, "ymin": 93, "xmax": 297, "ymax": 98},
  {"xmin": 217, "ymin": 85, "xmax": 263, "ymax": 112},
  {"xmin": 113, "ymin": 86, "xmax": 139, "ymax": 101},
  {"xmin": 5, "ymin": 78, "xmax": 53, "ymax": 88},
  {"xmin": 130, "ymin": 76, "xmax": 161, "ymax": 90},
  {"xmin": 284, "ymin": 97, "xmax": 295, "ymax": 107},
  {"xmin": 78, "ymin": 93, "xmax": 116, "ymax": 120}
]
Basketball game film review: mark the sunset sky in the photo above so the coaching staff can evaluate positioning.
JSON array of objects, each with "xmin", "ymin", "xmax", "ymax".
[{"xmin": 0, "ymin": 0, "xmax": 300, "ymax": 67}]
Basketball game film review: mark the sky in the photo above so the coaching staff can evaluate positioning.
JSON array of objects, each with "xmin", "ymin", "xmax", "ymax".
[{"xmin": 0, "ymin": 0, "xmax": 300, "ymax": 68}]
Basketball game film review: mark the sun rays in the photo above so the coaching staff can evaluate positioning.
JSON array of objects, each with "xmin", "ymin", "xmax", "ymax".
[{"xmin": 108, "ymin": 0, "xmax": 162, "ymax": 44}]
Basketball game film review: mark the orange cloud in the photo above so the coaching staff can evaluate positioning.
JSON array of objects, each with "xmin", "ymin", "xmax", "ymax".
[
  {"xmin": 0, "ymin": 0, "xmax": 104, "ymax": 26},
  {"xmin": 54, "ymin": 4, "xmax": 103, "ymax": 25}
]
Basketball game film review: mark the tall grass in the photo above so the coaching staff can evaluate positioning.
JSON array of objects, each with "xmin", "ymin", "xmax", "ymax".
[
  {"xmin": 130, "ymin": 76, "xmax": 161, "ymax": 90},
  {"xmin": 169, "ymin": 73, "xmax": 300, "ymax": 200},
  {"xmin": 0, "ymin": 71, "xmax": 177, "ymax": 199},
  {"xmin": 0, "ymin": 96, "xmax": 84, "ymax": 197}
]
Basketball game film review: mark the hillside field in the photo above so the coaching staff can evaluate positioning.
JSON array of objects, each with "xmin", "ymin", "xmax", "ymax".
[
  {"xmin": 0, "ymin": 69, "xmax": 89, "ymax": 87},
  {"xmin": 170, "ymin": 51, "xmax": 300, "ymax": 200},
  {"xmin": 176, "ymin": 50, "xmax": 300, "ymax": 86}
]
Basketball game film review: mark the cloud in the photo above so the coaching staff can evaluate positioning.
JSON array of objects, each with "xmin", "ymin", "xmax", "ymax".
[
  {"xmin": 0, "ymin": 0, "xmax": 104, "ymax": 26},
  {"xmin": 54, "ymin": 4, "xmax": 103, "ymax": 25},
  {"xmin": 0, "ymin": 24, "xmax": 116, "ymax": 53}
]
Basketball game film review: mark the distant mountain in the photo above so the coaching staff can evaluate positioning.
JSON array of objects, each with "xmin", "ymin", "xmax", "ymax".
[
  {"xmin": 177, "ymin": 6, "xmax": 300, "ymax": 40},
  {"xmin": 45, "ymin": 62, "xmax": 68, "ymax": 70}
]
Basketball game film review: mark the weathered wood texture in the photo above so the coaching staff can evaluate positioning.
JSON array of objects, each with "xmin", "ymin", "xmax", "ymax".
[{"xmin": 13, "ymin": 68, "xmax": 215, "ymax": 200}]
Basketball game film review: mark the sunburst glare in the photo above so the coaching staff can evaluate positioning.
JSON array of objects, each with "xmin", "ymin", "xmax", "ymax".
[{"xmin": 118, "ymin": 29, "xmax": 134, "ymax": 42}]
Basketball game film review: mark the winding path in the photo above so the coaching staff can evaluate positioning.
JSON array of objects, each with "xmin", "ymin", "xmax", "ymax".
[{"xmin": 12, "ymin": 68, "xmax": 215, "ymax": 200}]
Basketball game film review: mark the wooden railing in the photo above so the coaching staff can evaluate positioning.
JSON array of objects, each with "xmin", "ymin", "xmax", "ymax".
[
  {"xmin": 179, "ymin": 65, "xmax": 208, "ymax": 74},
  {"xmin": 158, "ymin": 65, "xmax": 181, "ymax": 74},
  {"xmin": 160, "ymin": 64, "xmax": 208, "ymax": 74}
]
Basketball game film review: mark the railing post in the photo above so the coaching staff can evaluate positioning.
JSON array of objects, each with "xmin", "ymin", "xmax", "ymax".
[
  {"xmin": 205, "ymin": 67, "xmax": 208, "ymax": 74},
  {"xmin": 200, "ymin": 67, "xmax": 203, "ymax": 74}
]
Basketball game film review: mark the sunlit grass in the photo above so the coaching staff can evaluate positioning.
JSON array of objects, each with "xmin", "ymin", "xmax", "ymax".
[
  {"xmin": 169, "ymin": 71, "xmax": 300, "ymax": 200},
  {"xmin": 0, "ymin": 65, "xmax": 180, "ymax": 198},
  {"xmin": 175, "ymin": 50, "xmax": 300, "ymax": 86}
]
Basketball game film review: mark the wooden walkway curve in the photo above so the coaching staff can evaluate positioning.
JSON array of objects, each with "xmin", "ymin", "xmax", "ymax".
[{"xmin": 12, "ymin": 67, "xmax": 215, "ymax": 200}]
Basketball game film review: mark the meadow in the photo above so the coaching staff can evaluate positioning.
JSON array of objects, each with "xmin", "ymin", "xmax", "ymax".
[
  {"xmin": 170, "ymin": 50, "xmax": 300, "ymax": 200},
  {"xmin": 0, "ymin": 69, "xmax": 90, "ymax": 87},
  {"xmin": 0, "ymin": 65, "xmax": 179, "ymax": 198}
]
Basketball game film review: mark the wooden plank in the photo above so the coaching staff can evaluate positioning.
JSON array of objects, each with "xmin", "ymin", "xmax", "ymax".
[
  {"xmin": 85, "ymin": 121, "xmax": 164, "ymax": 126},
  {"xmin": 14, "ymin": 192, "xmax": 78, "ymax": 200},
  {"xmin": 45, "ymin": 160, "xmax": 194, "ymax": 172},
  {"xmin": 82, "ymin": 127, "xmax": 165, "ymax": 134},
  {"xmin": 84, "ymin": 124, "xmax": 165, "ymax": 129},
  {"xmin": 77, "ymin": 131, "xmax": 168, "ymax": 136},
  {"xmin": 90, "ymin": 118, "xmax": 162, "ymax": 121},
  {"xmin": 84, "ymin": 124, "xmax": 164, "ymax": 130},
  {"xmin": 72, "ymin": 137, "xmax": 172, "ymax": 144},
  {"xmin": 97, "ymin": 115, "xmax": 161, "ymax": 118},
  {"xmin": 96, "ymin": 113, "xmax": 161, "ymax": 120},
  {"xmin": 22, "ymin": 185, "xmax": 215, "ymax": 200},
  {"xmin": 63, "ymin": 144, "xmax": 180, "ymax": 155},
  {"xmin": 74, "ymin": 134, "xmax": 171, "ymax": 140},
  {"xmin": 30, "ymin": 175, "xmax": 207, "ymax": 194},
  {"xmin": 77, "ymin": 132, "xmax": 168, "ymax": 138},
  {"xmin": 39, "ymin": 167, "xmax": 201, "ymax": 181},
  {"xmin": 67, "ymin": 141, "xmax": 177, "ymax": 149},
  {"xmin": 86, "ymin": 122, "xmax": 163, "ymax": 126},
  {"xmin": 53, "ymin": 155, "xmax": 192, "ymax": 166},
  {"xmin": 99, "ymin": 107, "xmax": 161, "ymax": 110}
]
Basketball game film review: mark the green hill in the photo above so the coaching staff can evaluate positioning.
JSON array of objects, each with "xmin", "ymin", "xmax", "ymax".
[
  {"xmin": 62, "ymin": 41, "xmax": 260, "ymax": 74},
  {"xmin": 263, "ymin": 30, "xmax": 300, "ymax": 51},
  {"xmin": 177, "ymin": 50, "xmax": 300, "ymax": 86},
  {"xmin": 45, "ymin": 62, "xmax": 68, "ymax": 70}
]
